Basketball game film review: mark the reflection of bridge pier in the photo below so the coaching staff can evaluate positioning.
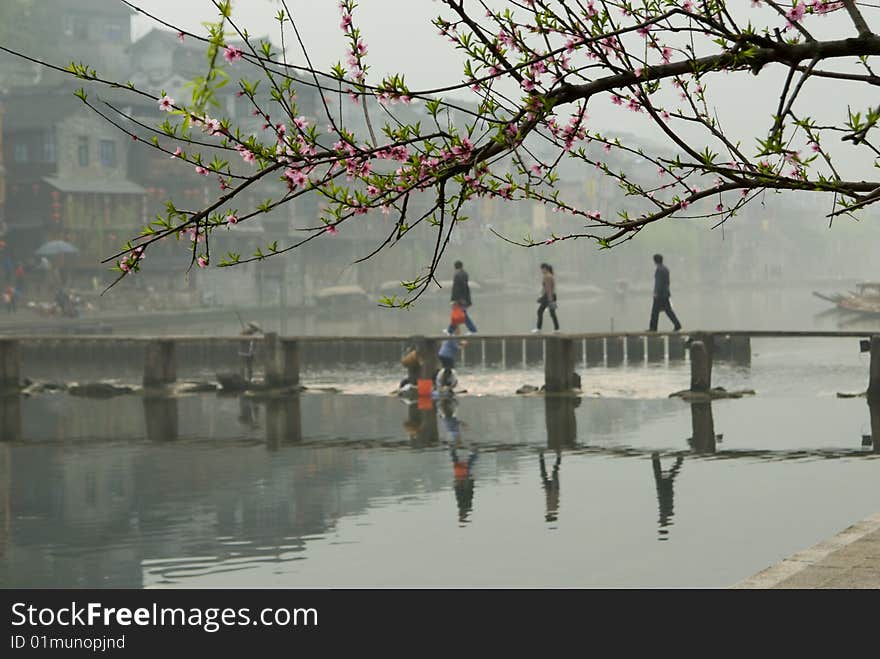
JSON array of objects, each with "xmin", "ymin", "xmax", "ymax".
[
  {"xmin": 143, "ymin": 396, "xmax": 178, "ymax": 442},
  {"xmin": 687, "ymin": 402, "xmax": 717, "ymax": 454},
  {"xmin": 0, "ymin": 395, "xmax": 21, "ymax": 443},
  {"xmin": 545, "ymin": 396, "xmax": 579, "ymax": 450},
  {"xmin": 867, "ymin": 398, "xmax": 880, "ymax": 453},
  {"xmin": 409, "ymin": 399, "xmax": 439, "ymax": 447},
  {"xmin": 265, "ymin": 396, "xmax": 303, "ymax": 448}
]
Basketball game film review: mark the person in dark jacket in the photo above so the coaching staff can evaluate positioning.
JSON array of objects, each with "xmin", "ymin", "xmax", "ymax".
[
  {"xmin": 648, "ymin": 254, "xmax": 681, "ymax": 332},
  {"xmin": 447, "ymin": 260, "xmax": 477, "ymax": 334}
]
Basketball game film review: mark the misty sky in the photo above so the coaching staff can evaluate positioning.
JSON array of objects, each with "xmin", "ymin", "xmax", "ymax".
[{"xmin": 130, "ymin": 0, "xmax": 880, "ymax": 180}]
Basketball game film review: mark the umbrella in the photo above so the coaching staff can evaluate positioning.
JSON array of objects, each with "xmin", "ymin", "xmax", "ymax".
[{"xmin": 35, "ymin": 240, "xmax": 79, "ymax": 257}]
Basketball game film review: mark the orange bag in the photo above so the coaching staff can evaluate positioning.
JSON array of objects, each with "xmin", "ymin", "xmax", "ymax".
[
  {"xmin": 450, "ymin": 304, "xmax": 466, "ymax": 327},
  {"xmin": 417, "ymin": 378, "xmax": 433, "ymax": 397}
]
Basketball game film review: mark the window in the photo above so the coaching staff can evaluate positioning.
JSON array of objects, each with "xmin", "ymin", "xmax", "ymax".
[
  {"xmin": 42, "ymin": 132, "xmax": 56, "ymax": 163},
  {"xmin": 99, "ymin": 140, "xmax": 117, "ymax": 167},
  {"xmin": 77, "ymin": 137, "xmax": 89, "ymax": 167},
  {"xmin": 13, "ymin": 142, "xmax": 29, "ymax": 163}
]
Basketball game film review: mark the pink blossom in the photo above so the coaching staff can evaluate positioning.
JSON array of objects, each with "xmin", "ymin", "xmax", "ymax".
[
  {"xmin": 680, "ymin": 199, "xmax": 690, "ymax": 210},
  {"xmin": 367, "ymin": 185, "xmax": 379, "ymax": 196},
  {"xmin": 226, "ymin": 214, "xmax": 238, "ymax": 226},
  {"xmin": 611, "ymin": 95, "xmax": 623, "ymax": 106},
  {"xmin": 177, "ymin": 31, "xmax": 185, "ymax": 43},
  {"xmin": 197, "ymin": 256, "xmax": 208, "ymax": 268},
  {"xmin": 715, "ymin": 203, "xmax": 723, "ymax": 212},
  {"xmin": 603, "ymin": 143, "xmax": 612, "ymax": 153},
  {"xmin": 158, "ymin": 95, "xmax": 175, "ymax": 112},
  {"xmin": 326, "ymin": 225, "xmax": 339, "ymax": 235},
  {"xmin": 293, "ymin": 116, "xmax": 308, "ymax": 130},
  {"xmin": 223, "ymin": 46, "xmax": 243, "ymax": 64},
  {"xmin": 810, "ymin": 142, "xmax": 820, "ymax": 152},
  {"xmin": 283, "ymin": 167, "xmax": 309, "ymax": 188},
  {"xmin": 171, "ymin": 147, "xmax": 182, "ymax": 159},
  {"xmin": 787, "ymin": 2, "xmax": 806, "ymax": 24},
  {"xmin": 195, "ymin": 166, "xmax": 209, "ymax": 176},
  {"xmin": 340, "ymin": 13, "xmax": 353, "ymax": 31}
]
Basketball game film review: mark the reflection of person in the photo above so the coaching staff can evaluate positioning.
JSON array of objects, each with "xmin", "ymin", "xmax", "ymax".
[
  {"xmin": 238, "ymin": 321, "xmax": 262, "ymax": 382},
  {"xmin": 648, "ymin": 254, "xmax": 682, "ymax": 332},
  {"xmin": 539, "ymin": 450, "xmax": 561, "ymax": 523},
  {"xmin": 441, "ymin": 397, "xmax": 477, "ymax": 523},
  {"xmin": 451, "ymin": 445, "xmax": 478, "ymax": 524},
  {"xmin": 237, "ymin": 396, "xmax": 259, "ymax": 429},
  {"xmin": 439, "ymin": 397, "xmax": 461, "ymax": 442},
  {"xmin": 447, "ymin": 260, "xmax": 477, "ymax": 334},
  {"xmin": 533, "ymin": 263, "xmax": 559, "ymax": 332},
  {"xmin": 651, "ymin": 453, "xmax": 684, "ymax": 540}
]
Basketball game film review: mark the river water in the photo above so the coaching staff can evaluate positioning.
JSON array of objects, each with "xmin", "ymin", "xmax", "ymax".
[{"xmin": 2, "ymin": 334, "xmax": 880, "ymax": 588}]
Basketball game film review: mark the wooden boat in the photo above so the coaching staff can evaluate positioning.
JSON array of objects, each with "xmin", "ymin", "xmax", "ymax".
[{"xmin": 814, "ymin": 282, "xmax": 880, "ymax": 317}]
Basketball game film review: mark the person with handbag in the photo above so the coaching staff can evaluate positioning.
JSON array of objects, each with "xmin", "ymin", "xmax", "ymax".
[
  {"xmin": 446, "ymin": 260, "xmax": 477, "ymax": 334},
  {"xmin": 532, "ymin": 263, "xmax": 559, "ymax": 332}
]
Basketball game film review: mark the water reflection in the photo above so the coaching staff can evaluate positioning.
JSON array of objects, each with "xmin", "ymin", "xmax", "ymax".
[
  {"xmin": 545, "ymin": 396, "xmax": 579, "ymax": 449},
  {"xmin": 539, "ymin": 450, "xmax": 561, "ymax": 524},
  {"xmin": 237, "ymin": 396, "xmax": 260, "ymax": 430},
  {"xmin": 2, "ymin": 391, "xmax": 880, "ymax": 587},
  {"xmin": 143, "ymin": 396, "xmax": 178, "ymax": 442},
  {"xmin": 868, "ymin": 398, "xmax": 880, "ymax": 454},
  {"xmin": 651, "ymin": 453, "xmax": 684, "ymax": 541},
  {"xmin": 687, "ymin": 402, "xmax": 719, "ymax": 454},
  {"xmin": 264, "ymin": 396, "xmax": 302, "ymax": 448},
  {"xmin": 439, "ymin": 397, "xmax": 478, "ymax": 525},
  {"xmin": 0, "ymin": 394, "xmax": 21, "ymax": 442}
]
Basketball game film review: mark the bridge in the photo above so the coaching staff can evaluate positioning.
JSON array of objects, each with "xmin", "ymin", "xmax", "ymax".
[
  {"xmin": 2, "ymin": 330, "xmax": 880, "ymax": 448},
  {"xmin": 1, "ymin": 330, "xmax": 880, "ymax": 395}
]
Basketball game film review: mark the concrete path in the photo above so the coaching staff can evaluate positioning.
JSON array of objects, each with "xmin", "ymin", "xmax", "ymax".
[{"xmin": 734, "ymin": 512, "xmax": 880, "ymax": 588}]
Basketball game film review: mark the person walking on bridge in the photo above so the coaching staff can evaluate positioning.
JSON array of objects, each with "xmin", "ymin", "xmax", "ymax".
[
  {"xmin": 648, "ymin": 254, "xmax": 681, "ymax": 332},
  {"xmin": 447, "ymin": 260, "xmax": 477, "ymax": 334},
  {"xmin": 532, "ymin": 263, "xmax": 559, "ymax": 332}
]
